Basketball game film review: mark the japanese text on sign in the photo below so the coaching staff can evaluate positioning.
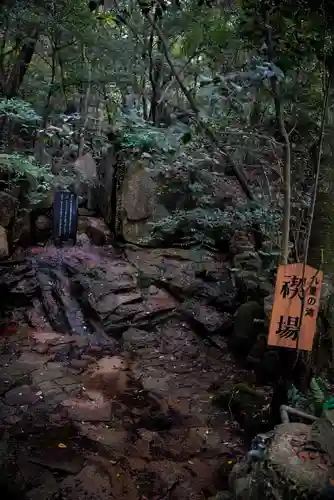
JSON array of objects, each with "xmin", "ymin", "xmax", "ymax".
[
  {"xmin": 268, "ymin": 263, "xmax": 323, "ymax": 351},
  {"xmin": 52, "ymin": 191, "xmax": 78, "ymax": 246}
]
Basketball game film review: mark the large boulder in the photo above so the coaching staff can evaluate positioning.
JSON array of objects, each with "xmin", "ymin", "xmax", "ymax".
[
  {"xmin": 77, "ymin": 216, "xmax": 112, "ymax": 245},
  {"xmin": 96, "ymin": 148, "xmax": 116, "ymax": 224},
  {"xmin": 125, "ymin": 246, "xmax": 237, "ymax": 336},
  {"xmin": 0, "ymin": 225, "xmax": 9, "ymax": 258},
  {"xmin": 228, "ymin": 301, "xmax": 264, "ymax": 357},
  {"xmin": 10, "ymin": 209, "xmax": 31, "ymax": 246},
  {"xmin": 120, "ymin": 161, "xmax": 169, "ymax": 244},
  {"xmin": 0, "ymin": 191, "xmax": 18, "ymax": 227},
  {"xmin": 125, "ymin": 246, "xmax": 236, "ymax": 306},
  {"xmin": 229, "ymin": 422, "xmax": 334, "ymax": 500},
  {"xmin": 73, "ymin": 153, "xmax": 98, "ymax": 209}
]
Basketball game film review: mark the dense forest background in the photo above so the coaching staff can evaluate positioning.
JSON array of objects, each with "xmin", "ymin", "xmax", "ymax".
[{"xmin": 0, "ymin": 0, "xmax": 334, "ymax": 271}]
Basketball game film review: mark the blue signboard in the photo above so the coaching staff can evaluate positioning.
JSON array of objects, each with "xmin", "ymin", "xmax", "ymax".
[{"xmin": 52, "ymin": 190, "xmax": 78, "ymax": 246}]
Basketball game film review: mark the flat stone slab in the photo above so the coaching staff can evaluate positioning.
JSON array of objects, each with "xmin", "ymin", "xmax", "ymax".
[
  {"xmin": 62, "ymin": 390, "xmax": 112, "ymax": 422},
  {"xmin": 5, "ymin": 385, "xmax": 41, "ymax": 406},
  {"xmin": 28, "ymin": 447, "xmax": 85, "ymax": 474},
  {"xmin": 59, "ymin": 465, "xmax": 113, "ymax": 500}
]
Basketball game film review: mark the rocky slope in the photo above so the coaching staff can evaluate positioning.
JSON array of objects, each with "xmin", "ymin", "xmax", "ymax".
[{"xmin": 0, "ymin": 236, "xmax": 261, "ymax": 500}]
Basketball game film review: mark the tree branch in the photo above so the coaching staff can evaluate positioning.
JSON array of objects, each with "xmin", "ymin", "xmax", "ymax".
[{"xmin": 144, "ymin": 8, "xmax": 255, "ymax": 201}]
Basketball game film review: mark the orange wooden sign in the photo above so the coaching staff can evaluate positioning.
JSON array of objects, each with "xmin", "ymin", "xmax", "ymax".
[{"xmin": 268, "ymin": 263, "xmax": 323, "ymax": 351}]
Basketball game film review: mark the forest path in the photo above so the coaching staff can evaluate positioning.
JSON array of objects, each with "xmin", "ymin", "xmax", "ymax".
[{"xmin": 0, "ymin": 242, "xmax": 246, "ymax": 500}]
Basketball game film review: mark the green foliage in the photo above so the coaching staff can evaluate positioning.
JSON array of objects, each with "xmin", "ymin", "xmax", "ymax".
[
  {"xmin": 0, "ymin": 153, "xmax": 55, "ymax": 204},
  {"xmin": 0, "ymin": 98, "xmax": 41, "ymax": 125},
  {"xmin": 288, "ymin": 376, "xmax": 330, "ymax": 417},
  {"xmin": 145, "ymin": 203, "xmax": 281, "ymax": 248},
  {"xmin": 117, "ymin": 111, "xmax": 189, "ymax": 153}
]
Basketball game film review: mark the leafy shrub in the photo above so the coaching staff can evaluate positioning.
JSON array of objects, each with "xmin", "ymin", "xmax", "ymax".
[
  {"xmin": 144, "ymin": 203, "xmax": 281, "ymax": 248},
  {"xmin": 116, "ymin": 110, "xmax": 189, "ymax": 153},
  {"xmin": 0, "ymin": 153, "xmax": 56, "ymax": 204},
  {"xmin": 0, "ymin": 98, "xmax": 41, "ymax": 125},
  {"xmin": 0, "ymin": 98, "xmax": 76, "ymax": 204}
]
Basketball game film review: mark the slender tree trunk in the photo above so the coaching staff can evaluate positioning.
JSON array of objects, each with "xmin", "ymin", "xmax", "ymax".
[
  {"xmin": 78, "ymin": 45, "xmax": 92, "ymax": 157},
  {"xmin": 43, "ymin": 44, "xmax": 57, "ymax": 127},
  {"xmin": 144, "ymin": 9, "xmax": 255, "ymax": 201},
  {"xmin": 308, "ymin": 67, "xmax": 333, "ymax": 273},
  {"xmin": 265, "ymin": 13, "xmax": 291, "ymax": 264},
  {"xmin": 3, "ymin": 29, "xmax": 39, "ymax": 98}
]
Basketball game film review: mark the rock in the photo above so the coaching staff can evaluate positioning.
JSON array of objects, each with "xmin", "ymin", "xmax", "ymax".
[
  {"xmin": 73, "ymin": 153, "xmax": 98, "ymax": 208},
  {"xmin": 5, "ymin": 385, "xmax": 41, "ymax": 406},
  {"xmin": 122, "ymin": 328, "xmax": 156, "ymax": 350},
  {"xmin": 96, "ymin": 148, "xmax": 116, "ymax": 224},
  {"xmin": 235, "ymin": 270, "xmax": 259, "ymax": 300},
  {"xmin": 77, "ymin": 216, "xmax": 112, "ymax": 245},
  {"xmin": 59, "ymin": 465, "xmax": 113, "ymax": 500},
  {"xmin": 83, "ymin": 356, "xmax": 130, "ymax": 398},
  {"xmin": 229, "ymin": 423, "xmax": 332, "ymax": 500},
  {"xmin": 229, "ymin": 302, "xmax": 264, "ymax": 357},
  {"xmin": 126, "ymin": 247, "xmax": 234, "ymax": 304},
  {"xmin": 17, "ymin": 351, "xmax": 51, "ymax": 369},
  {"xmin": 213, "ymin": 493, "xmax": 232, "ymax": 500},
  {"xmin": 35, "ymin": 215, "xmax": 51, "ymax": 231},
  {"xmin": 27, "ymin": 476, "xmax": 59, "ymax": 500},
  {"xmin": 31, "ymin": 331, "xmax": 75, "ymax": 346},
  {"xmin": 264, "ymin": 292, "xmax": 274, "ymax": 322},
  {"xmin": 11, "ymin": 209, "xmax": 31, "ymax": 245},
  {"xmin": 181, "ymin": 301, "xmax": 227, "ymax": 334},
  {"xmin": 121, "ymin": 160, "xmax": 169, "ymax": 244},
  {"xmin": 233, "ymin": 251, "xmax": 262, "ymax": 273},
  {"xmin": 230, "ymin": 230, "xmax": 256, "ymax": 254},
  {"xmin": 62, "ymin": 390, "xmax": 112, "ymax": 422},
  {"xmin": 0, "ymin": 192, "xmax": 18, "ymax": 227},
  {"xmin": 258, "ymin": 277, "xmax": 273, "ymax": 297},
  {"xmin": 139, "ymin": 286, "xmax": 178, "ymax": 318},
  {"xmin": 87, "ymin": 288, "xmax": 142, "ymax": 318},
  {"xmin": 78, "ymin": 207, "xmax": 95, "ymax": 216},
  {"xmin": 28, "ymin": 446, "xmax": 85, "ymax": 474},
  {"xmin": 0, "ymin": 225, "xmax": 9, "ymax": 257},
  {"xmin": 70, "ymin": 359, "xmax": 91, "ymax": 369},
  {"xmin": 77, "ymin": 423, "xmax": 130, "ymax": 451}
]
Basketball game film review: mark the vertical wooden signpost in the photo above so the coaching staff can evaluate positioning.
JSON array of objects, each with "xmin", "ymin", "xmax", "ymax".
[
  {"xmin": 52, "ymin": 190, "xmax": 78, "ymax": 247},
  {"xmin": 268, "ymin": 263, "xmax": 323, "ymax": 351}
]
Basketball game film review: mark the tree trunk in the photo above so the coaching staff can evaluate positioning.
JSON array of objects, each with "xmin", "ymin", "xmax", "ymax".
[
  {"xmin": 308, "ymin": 168, "xmax": 334, "ymax": 274},
  {"xmin": 265, "ymin": 13, "xmax": 291, "ymax": 264},
  {"xmin": 3, "ymin": 29, "xmax": 39, "ymax": 98},
  {"xmin": 307, "ymin": 67, "xmax": 332, "ymax": 273},
  {"xmin": 144, "ymin": 8, "xmax": 255, "ymax": 201}
]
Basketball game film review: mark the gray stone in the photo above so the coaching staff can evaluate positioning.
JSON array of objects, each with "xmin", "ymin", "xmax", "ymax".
[
  {"xmin": 28, "ymin": 447, "xmax": 85, "ymax": 474},
  {"xmin": 27, "ymin": 476, "xmax": 59, "ymax": 500},
  {"xmin": 181, "ymin": 301, "xmax": 226, "ymax": 334},
  {"xmin": 233, "ymin": 251, "xmax": 262, "ymax": 272},
  {"xmin": 5, "ymin": 385, "xmax": 41, "ymax": 406},
  {"xmin": 61, "ymin": 391, "xmax": 112, "ymax": 422},
  {"xmin": 0, "ymin": 191, "xmax": 18, "ymax": 227},
  {"xmin": 122, "ymin": 328, "xmax": 154, "ymax": 350},
  {"xmin": 59, "ymin": 465, "xmax": 113, "ymax": 500},
  {"xmin": 229, "ymin": 301, "xmax": 264, "ymax": 356}
]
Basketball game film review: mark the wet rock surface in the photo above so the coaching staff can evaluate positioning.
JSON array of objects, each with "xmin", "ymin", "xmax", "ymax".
[{"xmin": 0, "ymin": 242, "xmax": 258, "ymax": 500}]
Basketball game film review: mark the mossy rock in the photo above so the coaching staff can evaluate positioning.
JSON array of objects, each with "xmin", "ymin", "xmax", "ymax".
[
  {"xmin": 229, "ymin": 423, "xmax": 333, "ymax": 500},
  {"xmin": 229, "ymin": 301, "xmax": 264, "ymax": 357}
]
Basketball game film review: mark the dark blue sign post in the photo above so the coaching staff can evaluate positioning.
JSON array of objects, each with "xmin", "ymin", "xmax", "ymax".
[{"xmin": 53, "ymin": 191, "xmax": 78, "ymax": 246}]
